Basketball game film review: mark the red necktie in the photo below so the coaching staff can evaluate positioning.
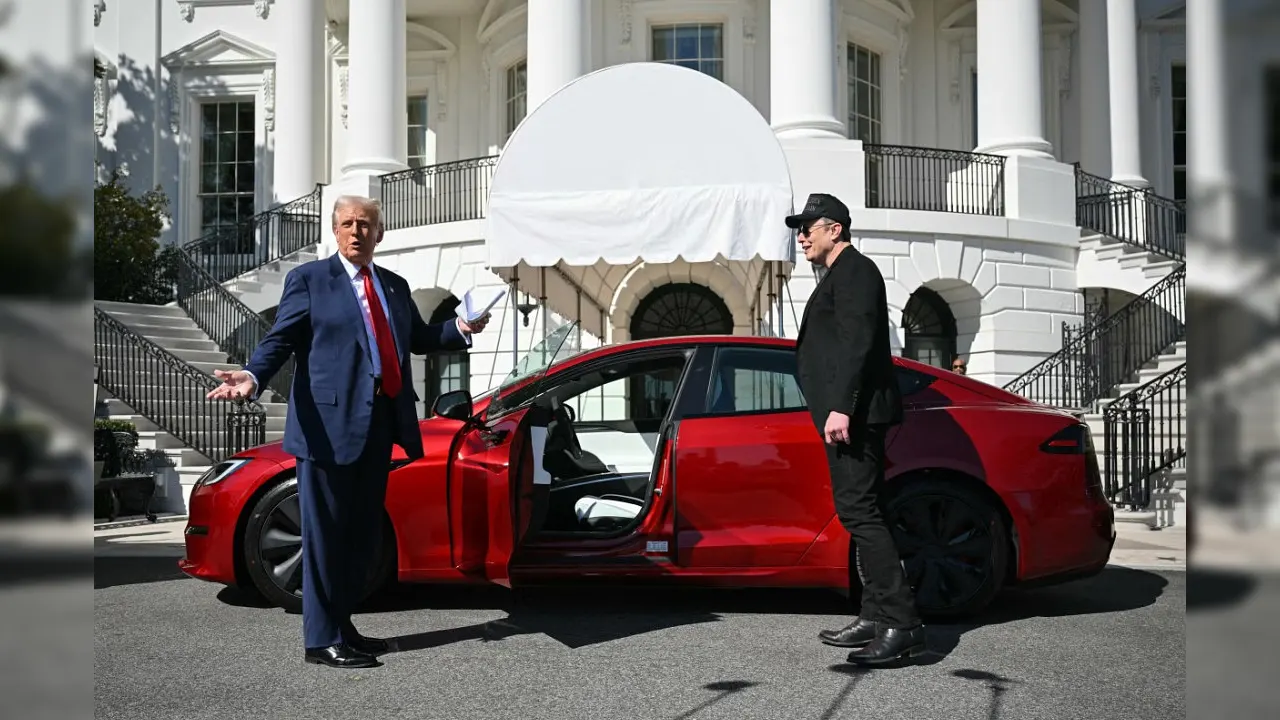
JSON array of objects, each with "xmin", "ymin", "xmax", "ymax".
[{"xmin": 359, "ymin": 266, "xmax": 401, "ymax": 398}]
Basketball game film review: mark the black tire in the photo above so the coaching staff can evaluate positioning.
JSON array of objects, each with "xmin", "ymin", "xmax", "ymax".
[
  {"xmin": 241, "ymin": 477, "xmax": 396, "ymax": 613},
  {"xmin": 884, "ymin": 478, "xmax": 1010, "ymax": 619}
]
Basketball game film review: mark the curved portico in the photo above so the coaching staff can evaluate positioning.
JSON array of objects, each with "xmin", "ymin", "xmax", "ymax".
[{"xmin": 484, "ymin": 61, "xmax": 797, "ymax": 345}]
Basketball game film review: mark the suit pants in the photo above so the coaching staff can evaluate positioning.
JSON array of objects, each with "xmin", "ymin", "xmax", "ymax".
[
  {"xmin": 296, "ymin": 394, "xmax": 395, "ymax": 649},
  {"xmin": 821, "ymin": 421, "xmax": 920, "ymax": 629}
]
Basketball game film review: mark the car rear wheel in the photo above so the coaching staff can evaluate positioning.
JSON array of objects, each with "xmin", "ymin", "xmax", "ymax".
[
  {"xmin": 241, "ymin": 478, "xmax": 395, "ymax": 613},
  {"xmin": 885, "ymin": 479, "xmax": 1009, "ymax": 619}
]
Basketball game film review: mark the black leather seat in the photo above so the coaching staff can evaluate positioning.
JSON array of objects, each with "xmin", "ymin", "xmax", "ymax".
[{"xmin": 542, "ymin": 398, "xmax": 609, "ymax": 481}]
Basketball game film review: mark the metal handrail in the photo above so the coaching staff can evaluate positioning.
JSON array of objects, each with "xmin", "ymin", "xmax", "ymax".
[
  {"xmin": 1103, "ymin": 362, "xmax": 1187, "ymax": 510},
  {"xmin": 380, "ymin": 155, "xmax": 498, "ymax": 231},
  {"xmin": 93, "ymin": 307, "xmax": 266, "ymax": 464},
  {"xmin": 172, "ymin": 250, "xmax": 294, "ymax": 401},
  {"xmin": 1075, "ymin": 168, "xmax": 1186, "ymax": 260},
  {"xmin": 180, "ymin": 185, "xmax": 323, "ymax": 285},
  {"xmin": 863, "ymin": 144, "xmax": 1006, "ymax": 217},
  {"xmin": 1004, "ymin": 265, "xmax": 1186, "ymax": 409}
]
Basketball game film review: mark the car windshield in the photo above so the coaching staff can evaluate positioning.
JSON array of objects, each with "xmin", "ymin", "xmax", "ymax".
[{"xmin": 487, "ymin": 321, "xmax": 586, "ymax": 415}]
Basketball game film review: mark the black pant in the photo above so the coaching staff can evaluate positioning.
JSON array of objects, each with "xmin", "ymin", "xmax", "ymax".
[
  {"xmin": 821, "ymin": 421, "xmax": 920, "ymax": 629},
  {"xmin": 296, "ymin": 394, "xmax": 396, "ymax": 649}
]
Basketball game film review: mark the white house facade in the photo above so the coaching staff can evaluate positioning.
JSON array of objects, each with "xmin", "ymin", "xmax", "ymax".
[{"xmin": 87, "ymin": 0, "xmax": 1261, "ymax": 523}]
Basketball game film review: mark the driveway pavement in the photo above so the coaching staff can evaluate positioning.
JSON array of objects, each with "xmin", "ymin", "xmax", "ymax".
[{"xmin": 85, "ymin": 516, "xmax": 1190, "ymax": 720}]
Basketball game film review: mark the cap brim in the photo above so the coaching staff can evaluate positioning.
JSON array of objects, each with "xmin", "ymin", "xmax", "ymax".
[{"xmin": 784, "ymin": 212, "xmax": 821, "ymax": 229}]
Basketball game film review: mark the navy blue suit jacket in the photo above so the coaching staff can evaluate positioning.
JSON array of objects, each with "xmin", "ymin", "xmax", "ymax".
[{"xmin": 244, "ymin": 254, "xmax": 469, "ymax": 465}]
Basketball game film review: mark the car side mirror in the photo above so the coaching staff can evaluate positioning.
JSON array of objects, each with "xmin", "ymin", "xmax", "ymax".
[{"xmin": 431, "ymin": 389, "xmax": 474, "ymax": 422}]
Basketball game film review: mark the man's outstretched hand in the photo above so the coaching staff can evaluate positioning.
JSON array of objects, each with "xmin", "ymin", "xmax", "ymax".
[{"xmin": 207, "ymin": 369, "xmax": 256, "ymax": 401}]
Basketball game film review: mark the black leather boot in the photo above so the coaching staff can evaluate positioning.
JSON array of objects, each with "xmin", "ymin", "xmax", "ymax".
[
  {"xmin": 818, "ymin": 617, "xmax": 878, "ymax": 648},
  {"xmin": 845, "ymin": 625, "xmax": 928, "ymax": 666}
]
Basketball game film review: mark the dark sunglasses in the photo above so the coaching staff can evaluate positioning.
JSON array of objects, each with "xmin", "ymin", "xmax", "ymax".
[{"xmin": 798, "ymin": 221, "xmax": 835, "ymax": 237}]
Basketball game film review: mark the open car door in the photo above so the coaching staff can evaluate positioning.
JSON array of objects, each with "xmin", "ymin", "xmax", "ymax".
[
  {"xmin": 445, "ymin": 322, "xmax": 577, "ymax": 586},
  {"xmin": 447, "ymin": 404, "xmax": 554, "ymax": 587}
]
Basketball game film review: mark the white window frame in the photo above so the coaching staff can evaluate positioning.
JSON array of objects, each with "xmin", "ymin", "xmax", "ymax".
[
  {"xmin": 616, "ymin": 0, "xmax": 754, "ymax": 100},
  {"xmin": 162, "ymin": 31, "xmax": 275, "ymax": 247},
  {"xmin": 504, "ymin": 59, "xmax": 528, "ymax": 142},
  {"xmin": 406, "ymin": 93, "xmax": 434, "ymax": 169},
  {"xmin": 193, "ymin": 98, "xmax": 259, "ymax": 247},
  {"xmin": 649, "ymin": 21, "xmax": 727, "ymax": 82},
  {"xmin": 1147, "ymin": 31, "xmax": 1186, "ymax": 200},
  {"xmin": 840, "ymin": 7, "xmax": 904, "ymax": 146}
]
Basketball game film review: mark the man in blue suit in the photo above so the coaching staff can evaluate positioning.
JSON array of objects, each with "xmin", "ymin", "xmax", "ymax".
[{"xmin": 207, "ymin": 195, "xmax": 489, "ymax": 668}]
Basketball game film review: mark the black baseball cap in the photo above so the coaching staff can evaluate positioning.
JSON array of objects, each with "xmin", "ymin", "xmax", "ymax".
[{"xmin": 784, "ymin": 192, "xmax": 851, "ymax": 229}]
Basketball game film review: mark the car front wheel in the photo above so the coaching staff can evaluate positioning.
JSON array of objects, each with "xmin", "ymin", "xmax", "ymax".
[
  {"xmin": 885, "ymin": 479, "xmax": 1010, "ymax": 619},
  {"xmin": 241, "ymin": 477, "xmax": 395, "ymax": 613}
]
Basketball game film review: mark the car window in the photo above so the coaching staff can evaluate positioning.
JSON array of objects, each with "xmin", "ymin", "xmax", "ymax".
[
  {"xmin": 512, "ymin": 352, "xmax": 689, "ymax": 425},
  {"xmin": 895, "ymin": 366, "xmax": 938, "ymax": 397},
  {"xmin": 704, "ymin": 347, "xmax": 807, "ymax": 415}
]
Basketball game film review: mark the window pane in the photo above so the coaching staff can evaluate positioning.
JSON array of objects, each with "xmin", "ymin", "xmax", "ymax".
[
  {"xmin": 237, "ymin": 195, "xmax": 255, "ymax": 222},
  {"xmin": 219, "ymin": 164, "xmax": 236, "ymax": 193},
  {"xmin": 1173, "ymin": 131, "xmax": 1186, "ymax": 166},
  {"xmin": 408, "ymin": 132, "xmax": 425, "ymax": 160},
  {"xmin": 201, "ymin": 197, "xmax": 218, "ymax": 226},
  {"xmin": 218, "ymin": 102, "xmax": 237, "ymax": 132},
  {"xmin": 218, "ymin": 133, "xmax": 235, "ymax": 163},
  {"xmin": 237, "ymin": 131, "xmax": 255, "ymax": 161},
  {"xmin": 706, "ymin": 348, "xmax": 807, "ymax": 414},
  {"xmin": 202, "ymin": 103, "xmax": 219, "ymax": 128},
  {"xmin": 700, "ymin": 25, "xmax": 723, "ymax": 58},
  {"xmin": 702, "ymin": 60, "xmax": 723, "ymax": 81},
  {"xmin": 200, "ymin": 164, "xmax": 218, "ymax": 193},
  {"xmin": 407, "ymin": 96, "xmax": 428, "ymax": 126},
  {"xmin": 237, "ymin": 101, "xmax": 254, "ymax": 131},
  {"xmin": 652, "ymin": 28, "xmax": 674, "ymax": 62},
  {"xmin": 236, "ymin": 162, "xmax": 255, "ymax": 193}
]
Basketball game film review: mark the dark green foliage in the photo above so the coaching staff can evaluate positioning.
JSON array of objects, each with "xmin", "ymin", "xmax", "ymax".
[{"xmin": 93, "ymin": 168, "xmax": 176, "ymax": 303}]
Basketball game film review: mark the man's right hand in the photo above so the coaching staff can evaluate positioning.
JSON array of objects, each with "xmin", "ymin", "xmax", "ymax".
[{"xmin": 207, "ymin": 369, "xmax": 256, "ymax": 401}]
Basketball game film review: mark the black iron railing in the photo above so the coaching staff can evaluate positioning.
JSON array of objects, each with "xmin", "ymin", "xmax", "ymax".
[
  {"xmin": 94, "ymin": 307, "xmax": 266, "ymax": 464},
  {"xmin": 381, "ymin": 156, "xmax": 498, "ymax": 231},
  {"xmin": 1075, "ymin": 168, "xmax": 1186, "ymax": 260},
  {"xmin": 863, "ymin": 144, "xmax": 1006, "ymax": 216},
  {"xmin": 173, "ymin": 250, "xmax": 293, "ymax": 401},
  {"xmin": 1005, "ymin": 265, "xmax": 1186, "ymax": 409},
  {"xmin": 1104, "ymin": 363, "xmax": 1187, "ymax": 510},
  {"xmin": 181, "ymin": 185, "xmax": 323, "ymax": 285}
]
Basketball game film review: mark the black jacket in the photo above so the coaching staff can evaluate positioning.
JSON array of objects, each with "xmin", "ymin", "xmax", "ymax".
[{"xmin": 795, "ymin": 245, "xmax": 903, "ymax": 427}]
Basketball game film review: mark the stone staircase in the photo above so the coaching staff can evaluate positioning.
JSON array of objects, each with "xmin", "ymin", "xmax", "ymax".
[
  {"xmin": 95, "ymin": 300, "xmax": 287, "ymax": 511},
  {"xmin": 1081, "ymin": 340, "xmax": 1187, "ymax": 527},
  {"xmin": 1077, "ymin": 232, "xmax": 1183, "ymax": 299},
  {"xmin": 220, "ymin": 247, "xmax": 319, "ymax": 314}
]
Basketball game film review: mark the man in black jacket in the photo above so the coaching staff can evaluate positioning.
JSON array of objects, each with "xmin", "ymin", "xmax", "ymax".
[{"xmin": 788, "ymin": 193, "xmax": 926, "ymax": 665}]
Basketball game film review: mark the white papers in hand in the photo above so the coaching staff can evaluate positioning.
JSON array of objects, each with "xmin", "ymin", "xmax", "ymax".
[{"xmin": 456, "ymin": 287, "xmax": 506, "ymax": 323}]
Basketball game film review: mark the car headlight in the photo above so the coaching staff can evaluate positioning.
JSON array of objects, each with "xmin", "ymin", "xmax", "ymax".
[{"xmin": 194, "ymin": 458, "xmax": 252, "ymax": 489}]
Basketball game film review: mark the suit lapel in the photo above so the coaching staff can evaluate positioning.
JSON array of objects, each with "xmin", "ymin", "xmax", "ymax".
[{"xmin": 327, "ymin": 254, "xmax": 373, "ymax": 361}]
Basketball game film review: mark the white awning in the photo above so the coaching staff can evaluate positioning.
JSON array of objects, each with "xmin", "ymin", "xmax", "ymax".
[{"xmin": 486, "ymin": 61, "xmax": 796, "ymax": 340}]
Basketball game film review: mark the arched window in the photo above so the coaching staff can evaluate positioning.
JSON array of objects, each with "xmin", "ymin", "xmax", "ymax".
[
  {"xmin": 627, "ymin": 283, "xmax": 733, "ymax": 420},
  {"xmin": 422, "ymin": 295, "xmax": 470, "ymax": 416},
  {"xmin": 630, "ymin": 282, "xmax": 734, "ymax": 340},
  {"xmin": 902, "ymin": 286, "xmax": 957, "ymax": 370}
]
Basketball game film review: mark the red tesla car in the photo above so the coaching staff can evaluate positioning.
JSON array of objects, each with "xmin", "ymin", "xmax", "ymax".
[{"xmin": 179, "ymin": 333, "xmax": 1115, "ymax": 619}]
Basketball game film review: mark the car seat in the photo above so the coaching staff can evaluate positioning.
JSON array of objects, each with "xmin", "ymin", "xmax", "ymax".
[{"xmin": 542, "ymin": 397, "xmax": 610, "ymax": 481}]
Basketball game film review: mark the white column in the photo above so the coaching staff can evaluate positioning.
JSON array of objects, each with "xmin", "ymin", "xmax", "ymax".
[
  {"xmin": 1077, "ymin": 0, "xmax": 1111, "ymax": 175},
  {"xmin": 974, "ymin": 0, "xmax": 1053, "ymax": 158},
  {"xmin": 341, "ymin": 0, "xmax": 408, "ymax": 180},
  {"xmin": 526, "ymin": 0, "xmax": 588, "ymax": 113},
  {"xmin": 769, "ymin": 0, "xmax": 845, "ymax": 139},
  {"xmin": 271, "ymin": 0, "xmax": 323, "ymax": 202},
  {"xmin": 1106, "ymin": 0, "xmax": 1147, "ymax": 187},
  {"xmin": 1187, "ymin": 0, "xmax": 1228, "ymax": 189}
]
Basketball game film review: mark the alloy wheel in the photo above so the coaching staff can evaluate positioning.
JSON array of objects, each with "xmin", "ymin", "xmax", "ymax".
[
  {"xmin": 257, "ymin": 492, "xmax": 304, "ymax": 598},
  {"xmin": 890, "ymin": 493, "xmax": 996, "ymax": 611}
]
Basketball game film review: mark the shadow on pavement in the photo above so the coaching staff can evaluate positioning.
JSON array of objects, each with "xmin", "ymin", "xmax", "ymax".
[
  {"xmin": 1186, "ymin": 567, "xmax": 1258, "ymax": 611},
  {"xmin": 93, "ymin": 537, "xmax": 188, "ymax": 589},
  {"xmin": 0, "ymin": 547, "xmax": 92, "ymax": 588},
  {"xmin": 266, "ymin": 564, "xmax": 1171, "ymax": 658}
]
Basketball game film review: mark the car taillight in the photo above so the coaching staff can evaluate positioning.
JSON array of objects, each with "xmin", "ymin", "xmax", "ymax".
[{"xmin": 1040, "ymin": 424, "xmax": 1088, "ymax": 454}]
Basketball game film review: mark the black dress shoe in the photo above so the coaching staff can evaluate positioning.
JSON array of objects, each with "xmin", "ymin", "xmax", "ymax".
[
  {"xmin": 818, "ymin": 617, "xmax": 878, "ymax": 648},
  {"xmin": 346, "ymin": 633, "xmax": 392, "ymax": 656},
  {"xmin": 845, "ymin": 625, "xmax": 928, "ymax": 666},
  {"xmin": 303, "ymin": 643, "xmax": 380, "ymax": 669}
]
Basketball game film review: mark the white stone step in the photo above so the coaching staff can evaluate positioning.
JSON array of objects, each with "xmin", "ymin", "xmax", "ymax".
[
  {"xmin": 121, "ymin": 323, "xmax": 211, "ymax": 341},
  {"xmin": 105, "ymin": 311, "xmax": 201, "ymax": 331},
  {"xmin": 1143, "ymin": 259, "xmax": 1184, "ymax": 279},
  {"xmin": 97, "ymin": 300, "xmax": 188, "ymax": 318}
]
